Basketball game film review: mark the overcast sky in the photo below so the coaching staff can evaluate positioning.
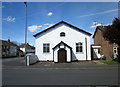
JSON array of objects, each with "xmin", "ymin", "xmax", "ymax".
[{"xmin": 2, "ymin": 2, "xmax": 118, "ymax": 45}]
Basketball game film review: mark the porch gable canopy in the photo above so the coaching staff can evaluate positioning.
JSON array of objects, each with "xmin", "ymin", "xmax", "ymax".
[{"xmin": 52, "ymin": 41, "xmax": 72, "ymax": 50}]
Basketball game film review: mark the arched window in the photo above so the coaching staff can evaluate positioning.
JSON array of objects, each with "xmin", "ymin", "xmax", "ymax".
[{"xmin": 60, "ymin": 32, "xmax": 65, "ymax": 37}]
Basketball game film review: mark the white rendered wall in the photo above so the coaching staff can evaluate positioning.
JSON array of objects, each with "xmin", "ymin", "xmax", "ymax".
[
  {"xmin": 35, "ymin": 24, "xmax": 91, "ymax": 61},
  {"xmin": 66, "ymin": 47, "xmax": 71, "ymax": 62},
  {"xmin": 20, "ymin": 48, "xmax": 25, "ymax": 53},
  {"xmin": 54, "ymin": 47, "xmax": 59, "ymax": 62},
  {"xmin": 86, "ymin": 37, "xmax": 91, "ymax": 60}
]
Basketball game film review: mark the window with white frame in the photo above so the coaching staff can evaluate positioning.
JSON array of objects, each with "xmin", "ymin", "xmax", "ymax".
[
  {"xmin": 76, "ymin": 42, "xmax": 83, "ymax": 52},
  {"xmin": 114, "ymin": 47, "xmax": 118, "ymax": 54},
  {"xmin": 43, "ymin": 43, "xmax": 50, "ymax": 53},
  {"xmin": 113, "ymin": 47, "xmax": 118, "ymax": 58}
]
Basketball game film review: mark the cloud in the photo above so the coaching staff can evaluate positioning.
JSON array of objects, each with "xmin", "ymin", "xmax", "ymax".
[
  {"xmin": 93, "ymin": 21, "xmax": 97, "ymax": 25},
  {"xmin": 42, "ymin": 23, "xmax": 54, "ymax": 29},
  {"xmin": 47, "ymin": 12, "xmax": 53, "ymax": 16},
  {"xmin": 44, "ymin": 23, "xmax": 53, "ymax": 27},
  {"xmin": 28, "ymin": 25, "xmax": 42, "ymax": 32},
  {"xmin": 3, "ymin": 16, "xmax": 15, "ymax": 22},
  {"xmin": 90, "ymin": 21, "xmax": 112, "ymax": 29},
  {"xmin": 90, "ymin": 23, "xmax": 102, "ymax": 28},
  {"xmin": 28, "ymin": 23, "xmax": 54, "ymax": 32},
  {"xmin": 44, "ymin": 24, "xmax": 51, "ymax": 26},
  {"xmin": 105, "ymin": 23, "xmax": 112, "ymax": 25},
  {"xmin": 79, "ymin": 9, "xmax": 119, "ymax": 18}
]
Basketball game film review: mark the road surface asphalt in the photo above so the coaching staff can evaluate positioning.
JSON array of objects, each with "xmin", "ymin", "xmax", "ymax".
[{"xmin": 1, "ymin": 57, "xmax": 119, "ymax": 86}]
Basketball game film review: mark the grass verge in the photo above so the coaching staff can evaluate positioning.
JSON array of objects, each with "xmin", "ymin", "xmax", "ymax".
[{"xmin": 100, "ymin": 60, "xmax": 120, "ymax": 65}]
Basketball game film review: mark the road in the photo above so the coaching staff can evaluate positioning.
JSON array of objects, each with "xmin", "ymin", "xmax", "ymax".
[{"xmin": 1, "ymin": 57, "xmax": 119, "ymax": 86}]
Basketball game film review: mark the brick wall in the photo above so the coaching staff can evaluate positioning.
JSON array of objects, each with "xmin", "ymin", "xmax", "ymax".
[{"xmin": 94, "ymin": 29, "xmax": 113, "ymax": 60}]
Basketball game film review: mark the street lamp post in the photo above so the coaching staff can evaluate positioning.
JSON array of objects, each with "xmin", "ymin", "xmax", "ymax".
[
  {"xmin": 24, "ymin": 2, "xmax": 28, "ymax": 66},
  {"xmin": 24, "ymin": 2, "xmax": 27, "ymax": 55}
]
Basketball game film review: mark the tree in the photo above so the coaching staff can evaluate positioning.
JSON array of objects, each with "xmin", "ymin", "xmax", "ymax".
[{"xmin": 103, "ymin": 18, "xmax": 120, "ymax": 62}]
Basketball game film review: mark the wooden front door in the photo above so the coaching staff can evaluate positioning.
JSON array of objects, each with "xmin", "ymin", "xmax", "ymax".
[{"xmin": 58, "ymin": 48, "xmax": 67, "ymax": 63}]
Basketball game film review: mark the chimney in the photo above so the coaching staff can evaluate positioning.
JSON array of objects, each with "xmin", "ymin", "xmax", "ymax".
[{"xmin": 8, "ymin": 39, "xmax": 10, "ymax": 43}]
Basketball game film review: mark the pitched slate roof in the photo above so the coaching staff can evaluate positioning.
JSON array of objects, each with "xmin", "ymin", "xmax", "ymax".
[
  {"xmin": 93, "ymin": 26, "xmax": 107, "ymax": 38},
  {"xmin": 0, "ymin": 40, "xmax": 18, "ymax": 47},
  {"xmin": 19, "ymin": 43, "xmax": 35, "ymax": 49},
  {"xmin": 33, "ymin": 21, "xmax": 92, "ymax": 37}
]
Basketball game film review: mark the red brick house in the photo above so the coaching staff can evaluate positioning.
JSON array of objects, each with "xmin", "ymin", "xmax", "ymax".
[{"xmin": 92, "ymin": 26, "xmax": 118, "ymax": 60}]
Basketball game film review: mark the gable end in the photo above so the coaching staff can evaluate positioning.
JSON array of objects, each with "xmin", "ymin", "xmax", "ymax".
[{"xmin": 33, "ymin": 21, "xmax": 92, "ymax": 37}]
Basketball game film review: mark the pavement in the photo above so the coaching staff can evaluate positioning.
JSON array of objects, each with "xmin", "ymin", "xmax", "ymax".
[
  {"xmin": 1, "ymin": 57, "xmax": 120, "ymax": 86},
  {"xmin": 2, "ymin": 57, "xmax": 117, "ymax": 70},
  {"xmin": 2, "ymin": 57, "xmax": 104, "ymax": 67}
]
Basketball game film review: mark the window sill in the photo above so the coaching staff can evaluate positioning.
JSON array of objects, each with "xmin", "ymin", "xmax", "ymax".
[
  {"xmin": 43, "ymin": 53, "xmax": 51, "ymax": 54},
  {"xmin": 76, "ymin": 52, "xmax": 84, "ymax": 54}
]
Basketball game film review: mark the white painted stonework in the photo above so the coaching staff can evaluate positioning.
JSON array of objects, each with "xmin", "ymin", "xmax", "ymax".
[
  {"xmin": 20, "ymin": 48, "xmax": 25, "ymax": 53},
  {"xmin": 34, "ymin": 21, "xmax": 91, "ymax": 62}
]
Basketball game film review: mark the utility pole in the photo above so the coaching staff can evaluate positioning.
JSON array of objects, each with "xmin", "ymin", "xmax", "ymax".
[{"xmin": 24, "ymin": 2, "xmax": 27, "ymax": 55}]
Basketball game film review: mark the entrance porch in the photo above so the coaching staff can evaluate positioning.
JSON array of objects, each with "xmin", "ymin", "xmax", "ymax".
[{"xmin": 53, "ymin": 41, "xmax": 72, "ymax": 63}]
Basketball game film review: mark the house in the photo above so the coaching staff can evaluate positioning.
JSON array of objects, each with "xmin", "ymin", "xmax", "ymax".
[
  {"xmin": 92, "ymin": 26, "xmax": 118, "ymax": 60},
  {"xmin": 34, "ymin": 21, "xmax": 92, "ymax": 63},
  {"xmin": 0, "ymin": 39, "xmax": 19, "ymax": 57},
  {"xmin": 19, "ymin": 43, "xmax": 35, "ymax": 54}
]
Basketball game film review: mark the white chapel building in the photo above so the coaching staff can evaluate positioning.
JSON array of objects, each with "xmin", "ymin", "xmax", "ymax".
[{"xmin": 34, "ymin": 21, "xmax": 92, "ymax": 63}]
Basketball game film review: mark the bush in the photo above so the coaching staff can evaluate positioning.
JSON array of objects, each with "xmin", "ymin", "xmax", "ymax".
[{"xmin": 100, "ymin": 55, "xmax": 106, "ymax": 60}]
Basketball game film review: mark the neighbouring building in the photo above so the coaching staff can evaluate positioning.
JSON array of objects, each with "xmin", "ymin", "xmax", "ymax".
[
  {"xmin": 0, "ymin": 39, "xmax": 19, "ymax": 57},
  {"xmin": 92, "ymin": 26, "xmax": 118, "ymax": 60},
  {"xmin": 19, "ymin": 43, "xmax": 35, "ymax": 54},
  {"xmin": 34, "ymin": 21, "xmax": 92, "ymax": 63}
]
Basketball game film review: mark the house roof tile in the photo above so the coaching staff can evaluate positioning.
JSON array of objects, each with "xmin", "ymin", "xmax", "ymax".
[
  {"xmin": 19, "ymin": 43, "xmax": 35, "ymax": 49},
  {"xmin": 93, "ymin": 25, "xmax": 108, "ymax": 38},
  {"xmin": 0, "ymin": 40, "xmax": 18, "ymax": 47}
]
